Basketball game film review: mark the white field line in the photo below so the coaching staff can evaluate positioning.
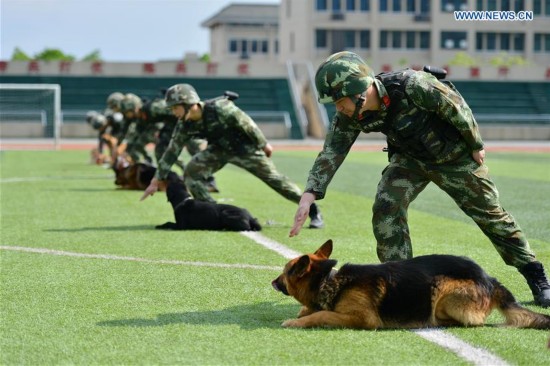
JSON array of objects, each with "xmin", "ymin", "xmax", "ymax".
[
  {"xmin": 240, "ymin": 231, "xmax": 510, "ymax": 366},
  {"xmin": 413, "ymin": 329, "xmax": 509, "ymax": 366},
  {"xmin": 0, "ymin": 245, "xmax": 280, "ymax": 271},
  {"xmin": 240, "ymin": 231, "xmax": 301, "ymax": 259}
]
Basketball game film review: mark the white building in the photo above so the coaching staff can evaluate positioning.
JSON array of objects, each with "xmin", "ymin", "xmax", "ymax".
[{"xmin": 203, "ymin": 0, "xmax": 550, "ymax": 80}]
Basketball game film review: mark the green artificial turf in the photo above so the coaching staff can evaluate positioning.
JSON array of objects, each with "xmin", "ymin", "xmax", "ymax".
[{"xmin": 1, "ymin": 148, "xmax": 549, "ymax": 365}]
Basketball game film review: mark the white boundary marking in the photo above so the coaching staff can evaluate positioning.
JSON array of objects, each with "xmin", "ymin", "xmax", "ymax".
[
  {"xmin": 240, "ymin": 231, "xmax": 301, "ymax": 259},
  {"xmin": 239, "ymin": 231, "xmax": 510, "ymax": 366},
  {"xmin": 0, "ymin": 245, "xmax": 280, "ymax": 271},
  {"xmin": 413, "ymin": 329, "xmax": 509, "ymax": 366}
]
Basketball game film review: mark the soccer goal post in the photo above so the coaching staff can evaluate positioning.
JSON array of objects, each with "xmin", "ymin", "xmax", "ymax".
[{"xmin": 0, "ymin": 83, "xmax": 62, "ymax": 149}]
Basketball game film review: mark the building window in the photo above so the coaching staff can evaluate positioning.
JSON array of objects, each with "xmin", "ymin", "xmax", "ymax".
[
  {"xmin": 360, "ymin": 0, "xmax": 370, "ymax": 11},
  {"xmin": 392, "ymin": 0, "xmax": 401, "ymax": 12},
  {"xmin": 229, "ymin": 40, "xmax": 238, "ymax": 53},
  {"xmin": 316, "ymin": 0, "xmax": 328, "ymax": 10},
  {"xmin": 533, "ymin": 0, "xmax": 550, "ymax": 15},
  {"xmin": 420, "ymin": 32, "xmax": 430, "ymax": 49},
  {"xmin": 406, "ymin": 31, "xmax": 415, "ymax": 49},
  {"xmin": 360, "ymin": 30, "xmax": 370, "ymax": 48},
  {"xmin": 381, "ymin": 30, "xmax": 429, "ymax": 49},
  {"xmin": 406, "ymin": 0, "xmax": 415, "ymax": 12},
  {"xmin": 420, "ymin": 0, "xmax": 430, "ymax": 11},
  {"xmin": 380, "ymin": 0, "xmax": 388, "ymax": 11},
  {"xmin": 345, "ymin": 30, "xmax": 355, "ymax": 48},
  {"xmin": 346, "ymin": 0, "xmax": 356, "ymax": 10},
  {"xmin": 380, "ymin": 30, "xmax": 388, "ymax": 47},
  {"xmin": 316, "ymin": 29, "xmax": 328, "ymax": 48},
  {"xmin": 441, "ymin": 31, "xmax": 467, "ymax": 49},
  {"xmin": 487, "ymin": 32, "xmax": 497, "ymax": 50},
  {"xmin": 261, "ymin": 40, "xmax": 269, "ymax": 53},
  {"xmin": 513, "ymin": 33, "xmax": 524, "ymax": 51},
  {"xmin": 333, "ymin": 0, "xmax": 342, "ymax": 11},
  {"xmin": 500, "ymin": 33, "xmax": 510, "ymax": 50},
  {"xmin": 392, "ymin": 31, "xmax": 401, "ymax": 48},
  {"xmin": 476, "ymin": 32, "xmax": 525, "ymax": 51},
  {"xmin": 513, "ymin": 0, "xmax": 524, "ymax": 12},
  {"xmin": 442, "ymin": 0, "xmax": 467, "ymax": 11}
]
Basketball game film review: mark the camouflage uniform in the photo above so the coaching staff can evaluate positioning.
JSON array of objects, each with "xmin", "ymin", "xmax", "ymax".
[
  {"xmin": 155, "ymin": 97, "xmax": 303, "ymax": 204},
  {"xmin": 309, "ymin": 52, "xmax": 535, "ymax": 269},
  {"xmin": 137, "ymin": 98, "xmax": 204, "ymax": 166}
]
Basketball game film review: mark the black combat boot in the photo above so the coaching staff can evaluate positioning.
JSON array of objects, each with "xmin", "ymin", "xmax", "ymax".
[
  {"xmin": 519, "ymin": 261, "xmax": 550, "ymax": 308},
  {"xmin": 206, "ymin": 176, "xmax": 220, "ymax": 193},
  {"xmin": 308, "ymin": 203, "xmax": 324, "ymax": 229}
]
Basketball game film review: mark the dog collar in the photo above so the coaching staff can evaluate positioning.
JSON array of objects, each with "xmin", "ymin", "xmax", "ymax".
[{"xmin": 173, "ymin": 197, "xmax": 193, "ymax": 211}]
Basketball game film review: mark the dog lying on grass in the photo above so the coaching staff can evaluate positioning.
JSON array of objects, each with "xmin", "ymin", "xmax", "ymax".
[
  {"xmin": 155, "ymin": 178, "xmax": 262, "ymax": 231},
  {"xmin": 272, "ymin": 239, "xmax": 550, "ymax": 329}
]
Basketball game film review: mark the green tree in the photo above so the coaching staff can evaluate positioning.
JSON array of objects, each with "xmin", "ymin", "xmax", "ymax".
[
  {"xmin": 34, "ymin": 48, "xmax": 75, "ymax": 61},
  {"xmin": 448, "ymin": 51, "xmax": 478, "ymax": 67},
  {"xmin": 82, "ymin": 49, "xmax": 102, "ymax": 61},
  {"xmin": 199, "ymin": 53, "xmax": 210, "ymax": 63},
  {"xmin": 11, "ymin": 47, "xmax": 31, "ymax": 61}
]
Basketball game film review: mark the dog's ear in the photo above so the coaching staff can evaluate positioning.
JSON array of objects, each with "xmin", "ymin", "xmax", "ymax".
[
  {"xmin": 288, "ymin": 255, "xmax": 310, "ymax": 278},
  {"xmin": 314, "ymin": 239, "xmax": 333, "ymax": 259}
]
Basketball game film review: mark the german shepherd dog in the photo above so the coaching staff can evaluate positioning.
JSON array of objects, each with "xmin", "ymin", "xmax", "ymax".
[
  {"xmin": 272, "ymin": 240, "xmax": 550, "ymax": 329},
  {"xmin": 155, "ymin": 178, "xmax": 262, "ymax": 231}
]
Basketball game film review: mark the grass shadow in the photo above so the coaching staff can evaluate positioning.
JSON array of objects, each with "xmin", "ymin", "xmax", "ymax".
[{"xmin": 97, "ymin": 301, "xmax": 298, "ymax": 330}]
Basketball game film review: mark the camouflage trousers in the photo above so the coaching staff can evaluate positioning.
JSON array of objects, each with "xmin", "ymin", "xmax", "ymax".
[
  {"xmin": 184, "ymin": 147, "xmax": 303, "ymax": 204},
  {"xmin": 372, "ymin": 152, "xmax": 535, "ymax": 269},
  {"xmin": 125, "ymin": 124, "xmax": 155, "ymax": 164}
]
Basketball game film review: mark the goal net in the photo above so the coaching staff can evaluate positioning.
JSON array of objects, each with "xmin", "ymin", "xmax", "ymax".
[{"xmin": 0, "ymin": 84, "xmax": 61, "ymax": 149}]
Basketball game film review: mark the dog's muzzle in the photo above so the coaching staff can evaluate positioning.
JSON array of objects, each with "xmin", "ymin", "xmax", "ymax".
[{"xmin": 272, "ymin": 278, "xmax": 289, "ymax": 296}]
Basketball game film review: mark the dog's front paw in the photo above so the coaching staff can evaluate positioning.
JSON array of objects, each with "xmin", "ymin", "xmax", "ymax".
[{"xmin": 282, "ymin": 319, "xmax": 301, "ymax": 328}]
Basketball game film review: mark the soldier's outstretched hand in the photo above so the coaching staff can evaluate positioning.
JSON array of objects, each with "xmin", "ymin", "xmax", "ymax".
[
  {"xmin": 263, "ymin": 143, "xmax": 273, "ymax": 158},
  {"xmin": 141, "ymin": 177, "xmax": 160, "ymax": 201},
  {"xmin": 289, "ymin": 192, "xmax": 316, "ymax": 237}
]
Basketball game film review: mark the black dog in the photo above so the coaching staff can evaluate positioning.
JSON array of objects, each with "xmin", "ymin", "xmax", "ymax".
[{"xmin": 156, "ymin": 179, "xmax": 262, "ymax": 231}]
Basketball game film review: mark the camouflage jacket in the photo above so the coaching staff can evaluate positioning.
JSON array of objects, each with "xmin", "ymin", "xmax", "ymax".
[
  {"xmin": 124, "ymin": 98, "xmax": 175, "ymax": 142},
  {"xmin": 155, "ymin": 98, "xmax": 268, "ymax": 180},
  {"xmin": 306, "ymin": 70, "xmax": 484, "ymax": 199}
]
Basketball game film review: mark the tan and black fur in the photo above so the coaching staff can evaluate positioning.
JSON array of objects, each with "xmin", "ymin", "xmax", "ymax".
[{"xmin": 272, "ymin": 240, "xmax": 550, "ymax": 329}]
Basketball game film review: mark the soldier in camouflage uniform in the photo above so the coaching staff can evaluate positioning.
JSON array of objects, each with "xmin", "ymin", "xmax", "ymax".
[
  {"xmin": 140, "ymin": 83, "xmax": 324, "ymax": 229},
  {"xmin": 290, "ymin": 51, "xmax": 550, "ymax": 307},
  {"xmin": 119, "ymin": 93, "xmax": 156, "ymax": 164},
  {"xmin": 86, "ymin": 92, "xmax": 126, "ymax": 161},
  {"xmin": 127, "ymin": 95, "xmax": 218, "ymax": 190}
]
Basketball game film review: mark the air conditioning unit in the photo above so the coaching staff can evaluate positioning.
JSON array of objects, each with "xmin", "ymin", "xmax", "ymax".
[
  {"xmin": 445, "ymin": 3, "xmax": 455, "ymax": 12},
  {"xmin": 331, "ymin": 12, "xmax": 345, "ymax": 20},
  {"xmin": 459, "ymin": 39, "xmax": 468, "ymax": 49}
]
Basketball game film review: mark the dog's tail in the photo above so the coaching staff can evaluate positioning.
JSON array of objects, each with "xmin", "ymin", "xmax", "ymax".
[
  {"xmin": 250, "ymin": 217, "xmax": 262, "ymax": 231},
  {"xmin": 492, "ymin": 278, "xmax": 550, "ymax": 329}
]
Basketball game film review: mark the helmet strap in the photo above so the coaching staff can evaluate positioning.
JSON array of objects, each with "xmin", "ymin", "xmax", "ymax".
[{"xmin": 351, "ymin": 92, "xmax": 366, "ymax": 120}]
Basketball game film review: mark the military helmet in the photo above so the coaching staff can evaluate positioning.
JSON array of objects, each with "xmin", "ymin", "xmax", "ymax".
[
  {"xmin": 165, "ymin": 84, "xmax": 200, "ymax": 107},
  {"xmin": 85, "ymin": 111, "xmax": 107, "ymax": 130},
  {"xmin": 120, "ymin": 93, "xmax": 143, "ymax": 113},
  {"xmin": 106, "ymin": 92, "xmax": 124, "ymax": 110},
  {"xmin": 315, "ymin": 51, "xmax": 375, "ymax": 104}
]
